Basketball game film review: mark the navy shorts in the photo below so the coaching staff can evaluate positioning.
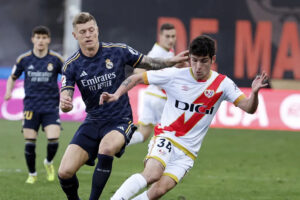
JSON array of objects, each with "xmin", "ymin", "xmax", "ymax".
[
  {"xmin": 23, "ymin": 110, "xmax": 60, "ymax": 132},
  {"xmin": 70, "ymin": 118, "xmax": 137, "ymax": 166}
]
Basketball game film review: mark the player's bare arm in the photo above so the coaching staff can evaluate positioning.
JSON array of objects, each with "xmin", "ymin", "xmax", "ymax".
[
  {"xmin": 137, "ymin": 50, "xmax": 189, "ymax": 70},
  {"xmin": 4, "ymin": 75, "xmax": 17, "ymax": 101},
  {"xmin": 237, "ymin": 71, "xmax": 269, "ymax": 114},
  {"xmin": 100, "ymin": 73, "xmax": 144, "ymax": 105},
  {"xmin": 60, "ymin": 89, "xmax": 74, "ymax": 112}
]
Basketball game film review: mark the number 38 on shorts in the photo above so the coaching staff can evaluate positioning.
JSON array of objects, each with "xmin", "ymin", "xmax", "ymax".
[{"xmin": 146, "ymin": 137, "xmax": 173, "ymax": 167}]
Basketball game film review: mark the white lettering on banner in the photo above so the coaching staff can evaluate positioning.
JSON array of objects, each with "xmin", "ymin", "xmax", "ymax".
[
  {"xmin": 280, "ymin": 94, "xmax": 300, "ymax": 129},
  {"xmin": 242, "ymin": 94, "xmax": 269, "ymax": 127},
  {"xmin": 1, "ymin": 83, "xmax": 24, "ymax": 120},
  {"xmin": 217, "ymin": 102, "xmax": 242, "ymax": 126}
]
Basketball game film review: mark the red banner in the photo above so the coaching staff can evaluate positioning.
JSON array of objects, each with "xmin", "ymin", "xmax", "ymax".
[{"xmin": 0, "ymin": 80, "xmax": 299, "ymax": 131}]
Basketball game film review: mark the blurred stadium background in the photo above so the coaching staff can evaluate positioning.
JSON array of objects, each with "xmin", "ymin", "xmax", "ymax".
[{"xmin": 0, "ymin": 0, "xmax": 299, "ymax": 199}]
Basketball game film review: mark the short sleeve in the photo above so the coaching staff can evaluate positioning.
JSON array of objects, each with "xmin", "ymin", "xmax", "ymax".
[
  {"xmin": 146, "ymin": 67, "xmax": 176, "ymax": 87},
  {"xmin": 223, "ymin": 77, "xmax": 246, "ymax": 106},
  {"xmin": 11, "ymin": 61, "xmax": 24, "ymax": 80},
  {"xmin": 61, "ymin": 63, "xmax": 75, "ymax": 92},
  {"xmin": 124, "ymin": 45, "xmax": 144, "ymax": 67}
]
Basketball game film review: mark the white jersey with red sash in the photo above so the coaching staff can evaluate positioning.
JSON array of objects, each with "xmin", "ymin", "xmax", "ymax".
[{"xmin": 143, "ymin": 67, "xmax": 245, "ymax": 159}]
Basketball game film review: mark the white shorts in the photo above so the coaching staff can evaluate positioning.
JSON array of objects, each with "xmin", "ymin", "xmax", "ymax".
[
  {"xmin": 138, "ymin": 85, "xmax": 166, "ymax": 125},
  {"xmin": 146, "ymin": 136, "xmax": 194, "ymax": 183}
]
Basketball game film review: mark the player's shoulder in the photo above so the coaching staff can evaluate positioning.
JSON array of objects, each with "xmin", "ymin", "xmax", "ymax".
[
  {"xmin": 102, "ymin": 42, "xmax": 127, "ymax": 49},
  {"xmin": 62, "ymin": 50, "xmax": 80, "ymax": 72},
  {"xmin": 16, "ymin": 50, "xmax": 32, "ymax": 63},
  {"xmin": 49, "ymin": 50, "xmax": 64, "ymax": 62}
]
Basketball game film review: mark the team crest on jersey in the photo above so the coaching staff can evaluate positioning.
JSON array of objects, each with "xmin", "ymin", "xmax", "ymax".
[
  {"xmin": 204, "ymin": 89, "xmax": 215, "ymax": 98},
  {"xmin": 105, "ymin": 59, "xmax": 113, "ymax": 69},
  {"xmin": 47, "ymin": 63, "xmax": 54, "ymax": 71}
]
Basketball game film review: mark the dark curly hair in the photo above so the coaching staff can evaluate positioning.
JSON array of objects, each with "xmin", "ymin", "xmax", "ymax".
[{"xmin": 189, "ymin": 35, "xmax": 216, "ymax": 59}]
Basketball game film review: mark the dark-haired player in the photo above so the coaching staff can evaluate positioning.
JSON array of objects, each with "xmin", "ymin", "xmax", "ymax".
[
  {"xmin": 4, "ymin": 26, "xmax": 64, "ymax": 184},
  {"xmin": 58, "ymin": 12, "xmax": 188, "ymax": 200},
  {"xmin": 101, "ymin": 35, "xmax": 269, "ymax": 200}
]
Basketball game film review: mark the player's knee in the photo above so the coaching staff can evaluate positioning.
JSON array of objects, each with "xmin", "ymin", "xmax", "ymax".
[
  {"xmin": 58, "ymin": 166, "xmax": 75, "ymax": 179},
  {"xmin": 142, "ymin": 172, "xmax": 161, "ymax": 184},
  {"xmin": 98, "ymin": 147, "xmax": 115, "ymax": 156}
]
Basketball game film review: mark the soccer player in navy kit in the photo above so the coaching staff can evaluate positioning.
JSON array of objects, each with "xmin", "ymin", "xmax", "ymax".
[
  {"xmin": 58, "ymin": 12, "xmax": 188, "ymax": 200},
  {"xmin": 4, "ymin": 26, "xmax": 64, "ymax": 184}
]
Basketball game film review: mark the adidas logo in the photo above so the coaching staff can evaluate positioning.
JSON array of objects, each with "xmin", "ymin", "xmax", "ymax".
[
  {"xmin": 117, "ymin": 126, "xmax": 124, "ymax": 131},
  {"xmin": 28, "ymin": 65, "xmax": 34, "ymax": 70},
  {"xmin": 80, "ymin": 70, "xmax": 88, "ymax": 77}
]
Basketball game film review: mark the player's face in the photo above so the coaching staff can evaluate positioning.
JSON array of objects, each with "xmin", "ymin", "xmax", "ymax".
[
  {"xmin": 31, "ymin": 34, "xmax": 50, "ymax": 51},
  {"xmin": 73, "ymin": 20, "xmax": 99, "ymax": 49},
  {"xmin": 190, "ymin": 54, "xmax": 216, "ymax": 80},
  {"xmin": 159, "ymin": 29, "xmax": 176, "ymax": 50}
]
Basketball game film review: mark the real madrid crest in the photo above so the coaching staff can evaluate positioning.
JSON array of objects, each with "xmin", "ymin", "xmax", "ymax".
[
  {"xmin": 47, "ymin": 63, "xmax": 54, "ymax": 71},
  {"xmin": 204, "ymin": 89, "xmax": 215, "ymax": 98},
  {"xmin": 105, "ymin": 59, "xmax": 113, "ymax": 69}
]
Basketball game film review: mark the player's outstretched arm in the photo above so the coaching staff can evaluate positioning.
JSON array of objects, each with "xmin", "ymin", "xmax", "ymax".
[
  {"xmin": 136, "ymin": 50, "xmax": 189, "ymax": 70},
  {"xmin": 60, "ymin": 89, "xmax": 74, "ymax": 112},
  {"xmin": 99, "ymin": 73, "xmax": 144, "ymax": 105},
  {"xmin": 4, "ymin": 75, "xmax": 16, "ymax": 101},
  {"xmin": 236, "ymin": 71, "xmax": 269, "ymax": 114}
]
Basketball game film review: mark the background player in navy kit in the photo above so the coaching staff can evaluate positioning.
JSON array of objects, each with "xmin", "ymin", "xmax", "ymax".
[
  {"xmin": 4, "ymin": 26, "xmax": 64, "ymax": 184},
  {"xmin": 58, "ymin": 12, "xmax": 188, "ymax": 200}
]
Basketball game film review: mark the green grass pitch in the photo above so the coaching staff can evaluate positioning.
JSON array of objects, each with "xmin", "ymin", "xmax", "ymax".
[{"xmin": 0, "ymin": 119, "xmax": 299, "ymax": 200}]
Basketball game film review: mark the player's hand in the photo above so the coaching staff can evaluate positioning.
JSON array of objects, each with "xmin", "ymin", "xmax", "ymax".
[
  {"xmin": 4, "ymin": 92, "xmax": 12, "ymax": 101},
  {"xmin": 99, "ymin": 92, "xmax": 118, "ymax": 105},
  {"xmin": 167, "ymin": 50, "xmax": 189, "ymax": 67},
  {"xmin": 251, "ymin": 71, "xmax": 269, "ymax": 93},
  {"xmin": 60, "ymin": 96, "xmax": 73, "ymax": 112}
]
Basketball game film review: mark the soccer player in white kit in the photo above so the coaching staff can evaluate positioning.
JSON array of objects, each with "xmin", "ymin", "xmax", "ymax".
[
  {"xmin": 130, "ymin": 23, "xmax": 176, "ymax": 145},
  {"xmin": 100, "ymin": 35, "xmax": 269, "ymax": 200}
]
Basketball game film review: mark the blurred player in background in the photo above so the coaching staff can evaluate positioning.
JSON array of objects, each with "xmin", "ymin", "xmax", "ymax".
[
  {"xmin": 129, "ymin": 23, "xmax": 176, "ymax": 145},
  {"xmin": 100, "ymin": 35, "xmax": 269, "ymax": 200},
  {"xmin": 58, "ymin": 12, "xmax": 187, "ymax": 200},
  {"xmin": 4, "ymin": 26, "xmax": 64, "ymax": 184}
]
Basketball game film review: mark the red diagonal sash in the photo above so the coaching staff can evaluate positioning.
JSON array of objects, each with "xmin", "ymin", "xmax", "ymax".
[{"xmin": 155, "ymin": 74, "xmax": 226, "ymax": 137}]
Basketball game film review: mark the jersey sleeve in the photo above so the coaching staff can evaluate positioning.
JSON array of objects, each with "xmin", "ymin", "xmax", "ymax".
[
  {"xmin": 223, "ymin": 77, "xmax": 246, "ymax": 106},
  {"xmin": 123, "ymin": 45, "xmax": 144, "ymax": 67},
  {"xmin": 11, "ymin": 61, "xmax": 24, "ymax": 80},
  {"xmin": 145, "ymin": 67, "xmax": 175, "ymax": 86},
  {"xmin": 61, "ymin": 62, "xmax": 75, "ymax": 92}
]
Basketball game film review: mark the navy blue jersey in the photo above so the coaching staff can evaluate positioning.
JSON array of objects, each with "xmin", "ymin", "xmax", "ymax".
[
  {"xmin": 12, "ymin": 50, "xmax": 64, "ymax": 112},
  {"xmin": 61, "ymin": 42, "xmax": 144, "ymax": 120}
]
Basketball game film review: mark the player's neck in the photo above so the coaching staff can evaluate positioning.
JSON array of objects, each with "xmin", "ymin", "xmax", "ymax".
[
  {"xmin": 81, "ymin": 43, "xmax": 100, "ymax": 57},
  {"xmin": 33, "ymin": 48, "xmax": 48, "ymax": 58}
]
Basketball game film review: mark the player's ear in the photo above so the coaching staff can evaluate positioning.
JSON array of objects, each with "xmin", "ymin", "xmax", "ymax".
[
  {"xmin": 72, "ymin": 32, "xmax": 77, "ymax": 40},
  {"xmin": 212, "ymin": 55, "xmax": 216, "ymax": 64}
]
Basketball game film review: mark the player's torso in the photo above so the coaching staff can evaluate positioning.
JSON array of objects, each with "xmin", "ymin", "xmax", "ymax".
[
  {"xmin": 157, "ymin": 69, "xmax": 226, "ymax": 155},
  {"xmin": 20, "ymin": 51, "xmax": 61, "ymax": 112},
  {"xmin": 70, "ymin": 44, "xmax": 132, "ymax": 119}
]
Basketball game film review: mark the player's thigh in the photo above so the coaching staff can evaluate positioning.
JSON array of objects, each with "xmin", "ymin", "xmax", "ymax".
[
  {"xmin": 59, "ymin": 144, "xmax": 89, "ymax": 177},
  {"xmin": 99, "ymin": 130, "xmax": 125, "ymax": 155},
  {"xmin": 23, "ymin": 128, "xmax": 38, "ymax": 139},
  {"xmin": 44, "ymin": 124, "xmax": 60, "ymax": 139},
  {"xmin": 147, "ymin": 175, "xmax": 177, "ymax": 199}
]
